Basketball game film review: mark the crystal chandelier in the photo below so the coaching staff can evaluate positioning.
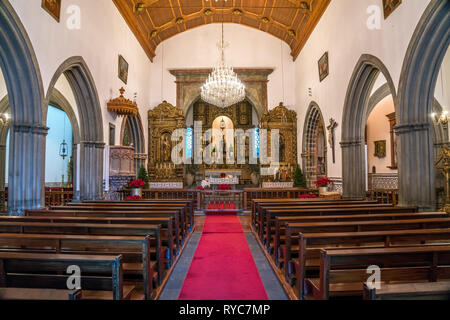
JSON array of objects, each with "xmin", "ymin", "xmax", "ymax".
[{"xmin": 201, "ymin": 22, "xmax": 245, "ymax": 108}]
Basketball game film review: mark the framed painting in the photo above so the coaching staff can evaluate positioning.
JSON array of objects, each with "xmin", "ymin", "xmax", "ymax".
[
  {"xmin": 374, "ymin": 140, "xmax": 387, "ymax": 158},
  {"xmin": 118, "ymin": 55, "xmax": 129, "ymax": 85},
  {"xmin": 383, "ymin": 0, "xmax": 402, "ymax": 19},
  {"xmin": 41, "ymin": 0, "xmax": 61, "ymax": 22},
  {"xmin": 318, "ymin": 52, "xmax": 329, "ymax": 82}
]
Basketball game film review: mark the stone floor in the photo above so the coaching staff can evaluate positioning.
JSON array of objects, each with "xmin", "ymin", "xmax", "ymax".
[{"xmin": 159, "ymin": 215, "xmax": 288, "ymax": 300}]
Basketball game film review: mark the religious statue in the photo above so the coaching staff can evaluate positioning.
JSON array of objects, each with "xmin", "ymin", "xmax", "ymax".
[
  {"xmin": 327, "ymin": 118, "xmax": 338, "ymax": 164},
  {"xmin": 435, "ymin": 146, "xmax": 450, "ymax": 213},
  {"xmin": 162, "ymin": 135, "xmax": 171, "ymax": 162}
]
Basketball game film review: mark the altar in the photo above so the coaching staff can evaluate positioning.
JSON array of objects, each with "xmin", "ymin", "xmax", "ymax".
[{"xmin": 205, "ymin": 170, "xmax": 241, "ymax": 185}]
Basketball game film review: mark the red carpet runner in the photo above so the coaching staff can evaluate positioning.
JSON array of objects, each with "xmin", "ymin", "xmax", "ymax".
[{"xmin": 178, "ymin": 216, "xmax": 268, "ymax": 300}]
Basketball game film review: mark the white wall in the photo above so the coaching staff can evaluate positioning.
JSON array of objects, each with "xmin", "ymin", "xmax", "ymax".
[
  {"xmin": 0, "ymin": 68, "xmax": 6, "ymax": 100},
  {"xmin": 434, "ymin": 48, "xmax": 450, "ymax": 111},
  {"xmin": 148, "ymin": 23, "xmax": 295, "ymax": 111},
  {"xmin": 366, "ymin": 95, "xmax": 396, "ymax": 174},
  {"xmin": 294, "ymin": 0, "xmax": 431, "ymax": 179},
  {"xmin": 9, "ymin": 0, "xmax": 152, "ymax": 147}
]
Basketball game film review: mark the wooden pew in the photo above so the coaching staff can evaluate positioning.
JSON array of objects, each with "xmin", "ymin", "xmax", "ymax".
[
  {"xmin": 0, "ymin": 288, "xmax": 82, "ymax": 300},
  {"xmin": 0, "ymin": 221, "xmax": 165, "ymax": 285},
  {"xmin": 79, "ymin": 200, "xmax": 195, "ymax": 231},
  {"xmin": 0, "ymin": 215, "xmax": 177, "ymax": 263},
  {"xmin": 252, "ymin": 199, "xmax": 375, "ymax": 231},
  {"xmin": 283, "ymin": 217, "xmax": 450, "ymax": 284},
  {"xmin": 295, "ymin": 228, "xmax": 450, "ymax": 299},
  {"xmin": 306, "ymin": 245, "xmax": 450, "ymax": 300},
  {"xmin": 262, "ymin": 205, "xmax": 418, "ymax": 246},
  {"xmin": 0, "ymin": 233, "xmax": 155, "ymax": 299},
  {"xmin": 363, "ymin": 281, "xmax": 450, "ymax": 300},
  {"xmin": 0, "ymin": 252, "xmax": 128, "ymax": 300},
  {"xmin": 27, "ymin": 209, "xmax": 181, "ymax": 258},
  {"xmin": 273, "ymin": 212, "xmax": 448, "ymax": 265},
  {"xmin": 59, "ymin": 202, "xmax": 193, "ymax": 235},
  {"xmin": 46, "ymin": 206, "xmax": 188, "ymax": 239}
]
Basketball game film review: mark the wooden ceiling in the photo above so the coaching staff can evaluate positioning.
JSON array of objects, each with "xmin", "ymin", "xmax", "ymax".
[{"xmin": 113, "ymin": 0, "xmax": 330, "ymax": 62}]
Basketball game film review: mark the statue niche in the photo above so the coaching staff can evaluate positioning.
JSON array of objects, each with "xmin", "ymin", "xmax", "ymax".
[
  {"xmin": 260, "ymin": 102, "xmax": 298, "ymax": 182},
  {"xmin": 148, "ymin": 101, "xmax": 185, "ymax": 182}
]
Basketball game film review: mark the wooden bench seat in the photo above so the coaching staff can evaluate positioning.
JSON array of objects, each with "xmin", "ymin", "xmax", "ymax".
[
  {"xmin": 293, "ymin": 228, "xmax": 450, "ymax": 299},
  {"xmin": 0, "ymin": 252, "xmax": 127, "ymax": 300},
  {"xmin": 260, "ymin": 205, "xmax": 418, "ymax": 243},
  {"xmin": 0, "ymin": 215, "xmax": 177, "ymax": 263},
  {"xmin": 51, "ymin": 205, "xmax": 189, "ymax": 236},
  {"xmin": 305, "ymin": 245, "xmax": 450, "ymax": 300},
  {"xmin": 27, "ymin": 209, "xmax": 185, "ymax": 245},
  {"xmin": 363, "ymin": 281, "xmax": 450, "ymax": 300},
  {"xmin": 0, "ymin": 221, "xmax": 165, "ymax": 286},
  {"xmin": 0, "ymin": 233, "xmax": 156, "ymax": 299},
  {"xmin": 0, "ymin": 288, "xmax": 82, "ymax": 300},
  {"xmin": 272, "ymin": 212, "xmax": 448, "ymax": 265},
  {"xmin": 281, "ymin": 218, "xmax": 450, "ymax": 286}
]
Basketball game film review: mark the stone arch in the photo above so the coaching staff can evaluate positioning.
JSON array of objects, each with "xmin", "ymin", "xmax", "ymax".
[
  {"xmin": 396, "ymin": 0, "xmax": 450, "ymax": 210},
  {"xmin": 46, "ymin": 56, "xmax": 104, "ymax": 201},
  {"xmin": 340, "ymin": 54, "xmax": 397, "ymax": 198},
  {"xmin": 48, "ymin": 88, "xmax": 80, "ymax": 144},
  {"xmin": 0, "ymin": 0, "xmax": 46, "ymax": 214},
  {"xmin": 302, "ymin": 102, "xmax": 327, "ymax": 188},
  {"xmin": 120, "ymin": 113, "xmax": 146, "ymax": 173}
]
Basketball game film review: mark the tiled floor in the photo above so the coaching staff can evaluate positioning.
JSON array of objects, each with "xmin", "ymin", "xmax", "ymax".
[{"xmin": 159, "ymin": 215, "xmax": 288, "ymax": 300}]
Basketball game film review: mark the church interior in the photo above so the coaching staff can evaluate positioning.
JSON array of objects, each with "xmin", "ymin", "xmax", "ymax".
[{"xmin": 0, "ymin": 0, "xmax": 449, "ymax": 304}]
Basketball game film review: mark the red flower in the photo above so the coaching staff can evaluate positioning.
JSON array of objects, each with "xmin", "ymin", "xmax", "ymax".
[
  {"xmin": 299, "ymin": 194, "xmax": 317, "ymax": 199},
  {"xmin": 314, "ymin": 177, "xmax": 333, "ymax": 188},
  {"xmin": 196, "ymin": 186, "xmax": 205, "ymax": 191},
  {"xmin": 126, "ymin": 195, "xmax": 142, "ymax": 200},
  {"xmin": 129, "ymin": 179, "xmax": 146, "ymax": 188},
  {"xmin": 220, "ymin": 173, "xmax": 226, "ymax": 178},
  {"xmin": 218, "ymin": 184, "xmax": 232, "ymax": 191}
]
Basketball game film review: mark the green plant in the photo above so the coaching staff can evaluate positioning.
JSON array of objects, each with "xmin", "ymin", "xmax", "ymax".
[
  {"xmin": 185, "ymin": 164, "xmax": 199, "ymax": 176},
  {"xmin": 293, "ymin": 165, "xmax": 307, "ymax": 188},
  {"xmin": 137, "ymin": 165, "xmax": 149, "ymax": 189}
]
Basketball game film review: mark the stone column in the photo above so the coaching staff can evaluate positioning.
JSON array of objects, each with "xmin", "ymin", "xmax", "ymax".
[
  {"xmin": 8, "ymin": 123, "xmax": 47, "ymax": 215},
  {"xmin": 396, "ymin": 123, "xmax": 436, "ymax": 211},
  {"xmin": 71, "ymin": 143, "xmax": 81, "ymax": 202},
  {"xmin": 0, "ymin": 144, "xmax": 6, "ymax": 192},
  {"xmin": 341, "ymin": 139, "xmax": 366, "ymax": 198},
  {"xmin": 79, "ymin": 141, "xmax": 104, "ymax": 201}
]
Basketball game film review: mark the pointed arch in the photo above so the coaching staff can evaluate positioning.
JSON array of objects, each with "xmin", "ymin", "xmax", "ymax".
[
  {"xmin": 120, "ymin": 113, "xmax": 146, "ymax": 173},
  {"xmin": 46, "ymin": 57, "xmax": 104, "ymax": 201},
  {"xmin": 302, "ymin": 102, "xmax": 327, "ymax": 188},
  {"xmin": 0, "ymin": 0, "xmax": 46, "ymax": 214},
  {"xmin": 340, "ymin": 54, "xmax": 397, "ymax": 198},
  {"xmin": 396, "ymin": 0, "xmax": 450, "ymax": 210}
]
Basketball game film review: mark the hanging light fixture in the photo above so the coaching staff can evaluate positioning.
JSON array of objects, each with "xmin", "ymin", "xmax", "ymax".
[
  {"xmin": 59, "ymin": 139, "xmax": 68, "ymax": 160},
  {"xmin": 201, "ymin": 22, "xmax": 246, "ymax": 108}
]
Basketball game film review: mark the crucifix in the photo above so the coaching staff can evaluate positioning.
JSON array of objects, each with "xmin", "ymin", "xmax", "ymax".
[{"xmin": 327, "ymin": 118, "xmax": 338, "ymax": 164}]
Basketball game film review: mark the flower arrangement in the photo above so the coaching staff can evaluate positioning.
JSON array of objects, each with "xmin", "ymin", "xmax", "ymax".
[
  {"xmin": 299, "ymin": 194, "xmax": 318, "ymax": 199},
  {"xmin": 314, "ymin": 177, "xmax": 334, "ymax": 188},
  {"xmin": 129, "ymin": 179, "xmax": 146, "ymax": 188},
  {"xmin": 126, "ymin": 195, "xmax": 142, "ymax": 200},
  {"xmin": 196, "ymin": 186, "xmax": 205, "ymax": 191},
  {"xmin": 218, "ymin": 184, "xmax": 232, "ymax": 191},
  {"xmin": 220, "ymin": 173, "xmax": 226, "ymax": 178}
]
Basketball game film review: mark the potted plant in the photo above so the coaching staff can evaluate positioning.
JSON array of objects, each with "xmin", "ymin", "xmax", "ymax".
[
  {"xmin": 293, "ymin": 165, "xmax": 307, "ymax": 188},
  {"xmin": 137, "ymin": 165, "xmax": 149, "ymax": 189},
  {"xmin": 185, "ymin": 164, "xmax": 198, "ymax": 188},
  {"xmin": 129, "ymin": 179, "xmax": 146, "ymax": 197},
  {"xmin": 246, "ymin": 164, "xmax": 261, "ymax": 186},
  {"xmin": 315, "ymin": 177, "xmax": 333, "ymax": 195}
]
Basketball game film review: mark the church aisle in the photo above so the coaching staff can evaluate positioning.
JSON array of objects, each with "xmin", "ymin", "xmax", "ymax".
[{"xmin": 177, "ymin": 216, "xmax": 269, "ymax": 300}]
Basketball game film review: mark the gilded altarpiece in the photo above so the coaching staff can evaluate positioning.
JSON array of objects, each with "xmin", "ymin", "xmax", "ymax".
[
  {"xmin": 192, "ymin": 100, "xmax": 255, "ymax": 181},
  {"xmin": 148, "ymin": 101, "xmax": 185, "ymax": 181},
  {"xmin": 260, "ymin": 103, "xmax": 298, "ymax": 182}
]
